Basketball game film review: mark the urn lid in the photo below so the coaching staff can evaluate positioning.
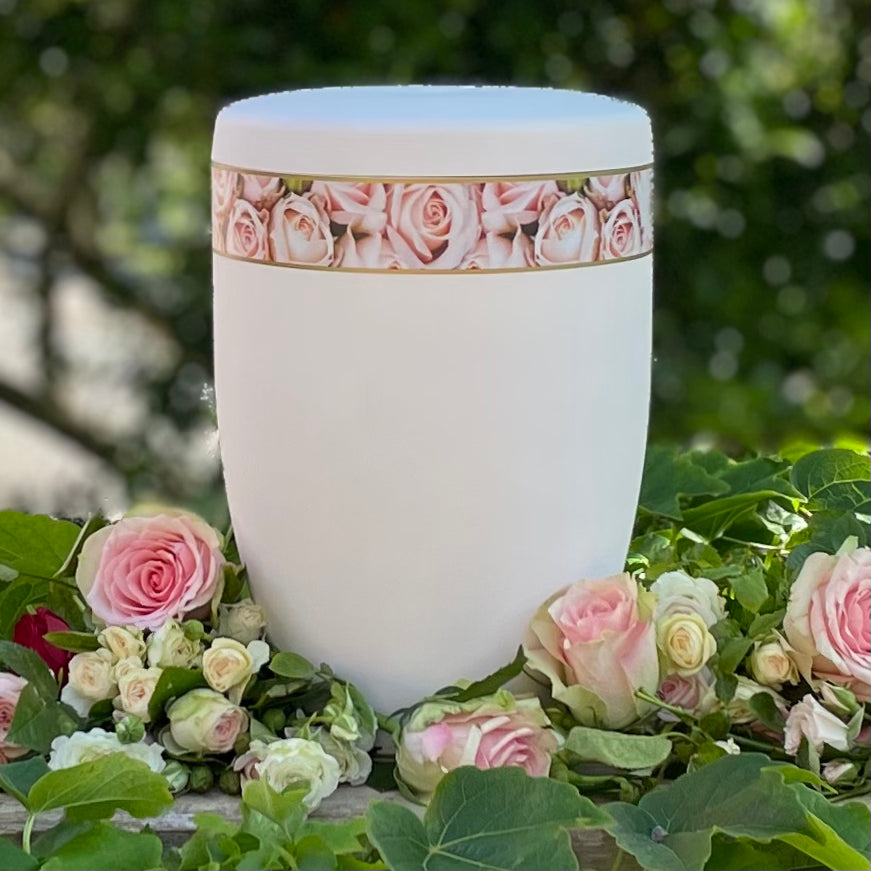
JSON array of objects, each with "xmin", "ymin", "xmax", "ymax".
[{"xmin": 212, "ymin": 85, "xmax": 651, "ymax": 177}]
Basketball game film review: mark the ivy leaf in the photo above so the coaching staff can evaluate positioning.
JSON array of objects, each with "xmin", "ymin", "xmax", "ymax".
[
  {"xmin": 638, "ymin": 446, "xmax": 729, "ymax": 520},
  {"xmin": 241, "ymin": 779, "xmax": 308, "ymax": 841},
  {"xmin": 299, "ymin": 817, "xmax": 368, "ymax": 854},
  {"xmin": 605, "ymin": 754, "xmax": 869, "ymax": 871},
  {"xmin": 0, "ymin": 577, "xmax": 49, "ymax": 640},
  {"xmin": 447, "ymin": 647, "xmax": 526, "ymax": 703},
  {"xmin": 40, "ymin": 823, "xmax": 164, "ymax": 871},
  {"xmin": 27, "ymin": 755, "xmax": 173, "ymax": 820},
  {"xmin": 791, "ymin": 450, "xmax": 871, "ymax": 514},
  {"xmin": 728, "ymin": 567, "xmax": 769, "ymax": 613},
  {"xmin": 786, "ymin": 511, "xmax": 871, "ymax": 571},
  {"xmin": 0, "ymin": 512, "xmax": 81, "ymax": 579},
  {"xmin": 41, "ymin": 631, "xmax": 101, "ymax": 653},
  {"xmin": 748, "ymin": 610, "xmax": 786, "ymax": 638},
  {"xmin": 0, "ymin": 755, "xmax": 49, "ymax": 806},
  {"xmin": 7, "ymin": 684, "xmax": 79, "ymax": 753},
  {"xmin": 270, "ymin": 651, "xmax": 316, "ymax": 680},
  {"xmin": 563, "ymin": 727, "xmax": 672, "ymax": 770},
  {"xmin": 0, "ymin": 640, "xmax": 57, "ymax": 699},
  {"xmin": 367, "ymin": 766, "xmax": 610, "ymax": 871},
  {"xmin": 147, "ymin": 667, "xmax": 207, "ymax": 722},
  {"xmin": 0, "ymin": 839, "xmax": 38, "ymax": 871}
]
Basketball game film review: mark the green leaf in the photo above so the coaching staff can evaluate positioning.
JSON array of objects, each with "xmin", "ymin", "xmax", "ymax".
[
  {"xmin": 605, "ymin": 754, "xmax": 869, "ymax": 871},
  {"xmin": 295, "ymin": 835, "xmax": 338, "ymax": 871},
  {"xmin": 0, "ymin": 640, "xmax": 57, "ymax": 698},
  {"xmin": 27, "ymin": 755, "xmax": 173, "ymax": 820},
  {"xmin": 718, "ymin": 637, "xmax": 754, "ymax": 674},
  {"xmin": 270, "ymin": 651, "xmax": 316, "ymax": 680},
  {"xmin": 241, "ymin": 779, "xmax": 308, "ymax": 840},
  {"xmin": 0, "ymin": 577, "xmax": 48, "ymax": 640},
  {"xmin": 728, "ymin": 567, "xmax": 769, "ymax": 613},
  {"xmin": 367, "ymin": 766, "xmax": 610, "ymax": 871},
  {"xmin": 638, "ymin": 446, "xmax": 729, "ymax": 519},
  {"xmin": 748, "ymin": 692, "xmax": 785, "ymax": 732},
  {"xmin": 41, "ymin": 631, "xmax": 100, "ymax": 653},
  {"xmin": 706, "ymin": 835, "xmax": 823, "ymax": 871},
  {"xmin": 0, "ymin": 838, "xmax": 38, "ymax": 870},
  {"xmin": 748, "ymin": 610, "xmax": 786, "ymax": 638},
  {"xmin": 0, "ymin": 755, "xmax": 49, "ymax": 806},
  {"xmin": 564, "ymin": 727, "xmax": 672, "ymax": 770},
  {"xmin": 299, "ymin": 817, "xmax": 368, "ymax": 855},
  {"xmin": 50, "ymin": 514, "xmax": 108, "ymax": 581},
  {"xmin": 0, "ymin": 512, "xmax": 81, "ymax": 579},
  {"xmin": 30, "ymin": 819, "xmax": 91, "ymax": 860},
  {"xmin": 448, "ymin": 647, "xmax": 526, "ymax": 703},
  {"xmin": 787, "ymin": 511, "xmax": 871, "ymax": 571},
  {"xmin": 7, "ymin": 684, "xmax": 79, "ymax": 754},
  {"xmin": 791, "ymin": 450, "xmax": 871, "ymax": 514},
  {"xmin": 147, "ymin": 667, "xmax": 207, "ymax": 721},
  {"xmin": 40, "ymin": 822, "xmax": 164, "ymax": 870}
]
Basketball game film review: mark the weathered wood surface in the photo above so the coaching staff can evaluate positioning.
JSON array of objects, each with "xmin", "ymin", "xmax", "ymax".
[{"xmin": 0, "ymin": 785, "xmax": 634, "ymax": 870}]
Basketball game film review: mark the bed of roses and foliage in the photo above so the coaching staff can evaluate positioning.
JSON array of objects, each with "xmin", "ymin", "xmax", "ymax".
[{"xmin": 0, "ymin": 445, "xmax": 867, "ymax": 871}]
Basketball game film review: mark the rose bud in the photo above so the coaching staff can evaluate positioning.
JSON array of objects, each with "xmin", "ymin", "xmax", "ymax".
[
  {"xmin": 13, "ymin": 608, "xmax": 73, "ymax": 675},
  {"xmin": 166, "ymin": 688, "xmax": 248, "ymax": 754}
]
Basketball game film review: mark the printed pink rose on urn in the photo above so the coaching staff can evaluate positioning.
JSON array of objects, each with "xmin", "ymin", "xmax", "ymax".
[
  {"xmin": 600, "ymin": 199, "xmax": 643, "ymax": 261},
  {"xmin": 269, "ymin": 193, "xmax": 334, "ymax": 266},
  {"xmin": 460, "ymin": 229, "xmax": 534, "ymax": 270},
  {"xmin": 534, "ymin": 193, "xmax": 600, "ymax": 265},
  {"xmin": 784, "ymin": 544, "xmax": 871, "ymax": 701},
  {"xmin": 75, "ymin": 507, "xmax": 225, "ymax": 630},
  {"xmin": 211, "ymin": 168, "xmax": 240, "ymax": 253},
  {"xmin": 386, "ymin": 183, "xmax": 481, "ymax": 269},
  {"xmin": 583, "ymin": 174, "xmax": 629, "ymax": 211},
  {"xmin": 480, "ymin": 181, "xmax": 560, "ymax": 234},
  {"xmin": 310, "ymin": 182, "xmax": 388, "ymax": 235},
  {"xmin": 225, "ymin": 199, "xmax": 270, "ymax": 261},
  {"xmin": 524, "ymin": 573, "xmax": 660, "ymax": 729},
  {"xmin": 239, "ymin": 174, "xmax": 285, "ymax": 210},
  {"xmin": 335, "ymin": 230, "xmax": 413, "ymax": 270}
]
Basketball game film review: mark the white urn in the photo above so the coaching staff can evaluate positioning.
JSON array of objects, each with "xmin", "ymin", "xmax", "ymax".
[{"xmin": 211, "ymin": 86, "xmax": 653, "ymax": 713}]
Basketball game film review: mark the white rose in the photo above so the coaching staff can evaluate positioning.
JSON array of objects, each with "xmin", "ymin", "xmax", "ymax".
[
  {"xmin": 48, "ymin": 727, "xmax": 165, "ymax": 773},
  {"xmin": 302, "ymin": 727, "xmax": 372, "ymax": 786},
  {"xmin": 114, "ymin": 656, "xmax": 144, "ymax": 681},
  {"xmin": 61, "ymin": 650, "xmax": 118, "ymax": 716},
  {"xmin": 115, "ymin": 665, "xmax": 163, "ymax": 723},
  {"xmin": 749, "ymin": 633, "xmax": 800, "ymax": 689},
  {"xmin": 217, "ymin": 599, "xmax": 267, "ymax": 645},
  {"xmin": 98, "ymin": 626, "xmax": 146, "ymax": 662},
  {"xmin": 146, "ymin": 619, "xmax": 203, "ymax": 669},
  {"xmin": 252, "ymin": 737, "xmax": 341, "ymax": 810},
  {"xmin": 203, "ymin": 638, "xmax": 270, "ymax": 703},
  {"xmin": 650, "ymin": 571, "xmax": 726, "ymax": 627},
  {"xmin": 166, "ymin": 688, "xmax": 248, "ymax": 754},
  {"xmin": 656, "ymin": 613, "xmax": 716, "ymax": 676},
  {"xmin": 784, "ymin": 694, "xmax": 851, "ymax": 755},
  {"xmin": 726, "ymin": 677, "xmax": 788, "ymax": 724},
  {"xmin": 822, "ymin": 759, "xmax": 857, "ymax": 785}
]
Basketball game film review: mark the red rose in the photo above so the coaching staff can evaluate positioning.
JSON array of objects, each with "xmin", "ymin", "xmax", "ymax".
[{"xmin": 13, "ymin": 608, "xmax": 73, "ymax": 676}]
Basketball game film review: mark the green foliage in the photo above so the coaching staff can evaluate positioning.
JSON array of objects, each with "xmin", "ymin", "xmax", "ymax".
[
  {"xmin": 368, "ymin": 766, "xmax": 609, "ymax": 871},
  {"xmin": 0, "ymin": 513, "xmax": 81, "ymax": 579},
  {"xmin": 605, "ymin": 754, "xmax": 871, "ymax": 871},
  {"xmin": 147, "ymin": 668, "xmax": 209, "ymax": 722},
  {"xmin": 39, "ymin": 823, "xmax": 163, "ymax": 871},
  {"xmin": 563, "ymin": 727, "xmax": 672, "ymax": 770}
]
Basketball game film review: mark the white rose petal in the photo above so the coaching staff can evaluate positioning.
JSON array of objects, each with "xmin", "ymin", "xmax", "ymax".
[
  {"xmin": 784, "ymin": 694, "xmax": 851, "ymax": 755},
  {"xmin": 98, "ymin": 626, "xmax": 146, "ymax": 662},
  {"xmin": 253, "ymin": 737, "xmax": 341, "ymax": 810},
  {"xmin": 147, "ymin": 619, "xmax": 202, "ymax": 669},
  {"xmin": 48, "ymin": 727, "xmax": 165, "ymax": 773},
  {"xmin": 651, "ymin": 571, "xmax": 726, "ymax": 627}
]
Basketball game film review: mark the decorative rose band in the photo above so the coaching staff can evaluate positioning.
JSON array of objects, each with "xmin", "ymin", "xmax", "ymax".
[{"xmin": 211, "ymin": 163, "xmax": 653, "ymax": 273}]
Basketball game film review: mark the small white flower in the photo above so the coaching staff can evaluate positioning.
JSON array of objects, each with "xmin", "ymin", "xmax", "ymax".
[
  {"xmin": 714, "ymin": 737, "xmax": 741, "ymax": 756},
  {"xmin": 61, "ymin": 650, "xmax": 118, "ymax": 717},
  {"xmin": 203, "ymin": 638, "xmax": 270, "ymax": 703},
  {"xmin": 114, "ymin": 665, "xmax": 163, "ymax": 723},
  {"xmin": 251, "ymin": 737, "xmax": 341, "ymax": 810},
  {"xmin": 784, "ymin": 694, "xmax": 851, "ymax": 755},
  {"xmin": 146, "ymin": 619, "xmax": 203, "ymax": 669},
  {"xmin": 48, "ymin": 727, "xmax": 165, "ymax": 772},
  {"xmin": 217, "ymin": 599, "xmax": 268, "ymax": 645},
  {"xmin": 98, "ymin": 626, "xmax": 146, "ymax": 662}
]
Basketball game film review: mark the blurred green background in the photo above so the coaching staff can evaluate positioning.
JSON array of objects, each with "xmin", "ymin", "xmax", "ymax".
[{"xmin": 0, "ymin": 0, "xmax": 868, "ymax": 515}]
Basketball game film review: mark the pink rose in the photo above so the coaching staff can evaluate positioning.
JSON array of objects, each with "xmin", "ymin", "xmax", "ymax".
[
  {"xmin": 533, "ymin": 193, "xmax": 600, "ymax": 265},
  {"xmin": 239, "ymin": 174, "xmax": 285, "ymax": 210},
  {"xmin": 584, "ymin": 174, "xmax": 629, "ymax": 211},
  {"xmin": 600, "ymin": 199, "xmax": 642, "ymax": 260},
  {"xmin": 386, "ymin": 183, "xmax": 481, "ymax": 269},
  {"xmin": 309, "ymin": 182, "xmax": 387, "ymax": 235},
  {"xmin": 211, "ymin": 168, "xmax": 240, "ymax": 253},
  {"xmin": 224, "ymin": 199, "xmax": 269, "ymax": 260},
  {"xmin": 395, "ymin": 692, "xmax": 559, "ymax": 801},
  {"xmin": 524, "ymin": 574, "xmax": 659, "ymax": 729},
  {"xmin": 269, "ymin": 193, "xmax": 334, "ymax": 266},
  {"xmin": 166, "ymin": 688, "xmax": 247, "ymax": 754},
  {"xmin": 460, "ymin": 229, "xmax": 533, "ymax": 270},
  {"xmin": 657, "ymin": 668, "xmax": 715, "ymax": 721},
  {"xmin": 335, "ymin": 230, "xmax": 412, "ymax": 270},
  {"xmin": 480, "ymin": 181, "xmax": 560, "ymax": 234},
  {"xmin": 0, "ymin": 673, "xmax": 28, "ymax": 764},
  {"xmin": 76, "ymin": 507, "xmax": 225, "ymax": 630},
  {"xmin": 784, "ymin": 546, "xmax": 870, "ymax": 701},
  {"xmin": 629, "ymin": 171, "xmax": 653, "ymax": 250},
  {"xmin": 784, "ymin": 694, "xmax": 851, "ymax": 755}
]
